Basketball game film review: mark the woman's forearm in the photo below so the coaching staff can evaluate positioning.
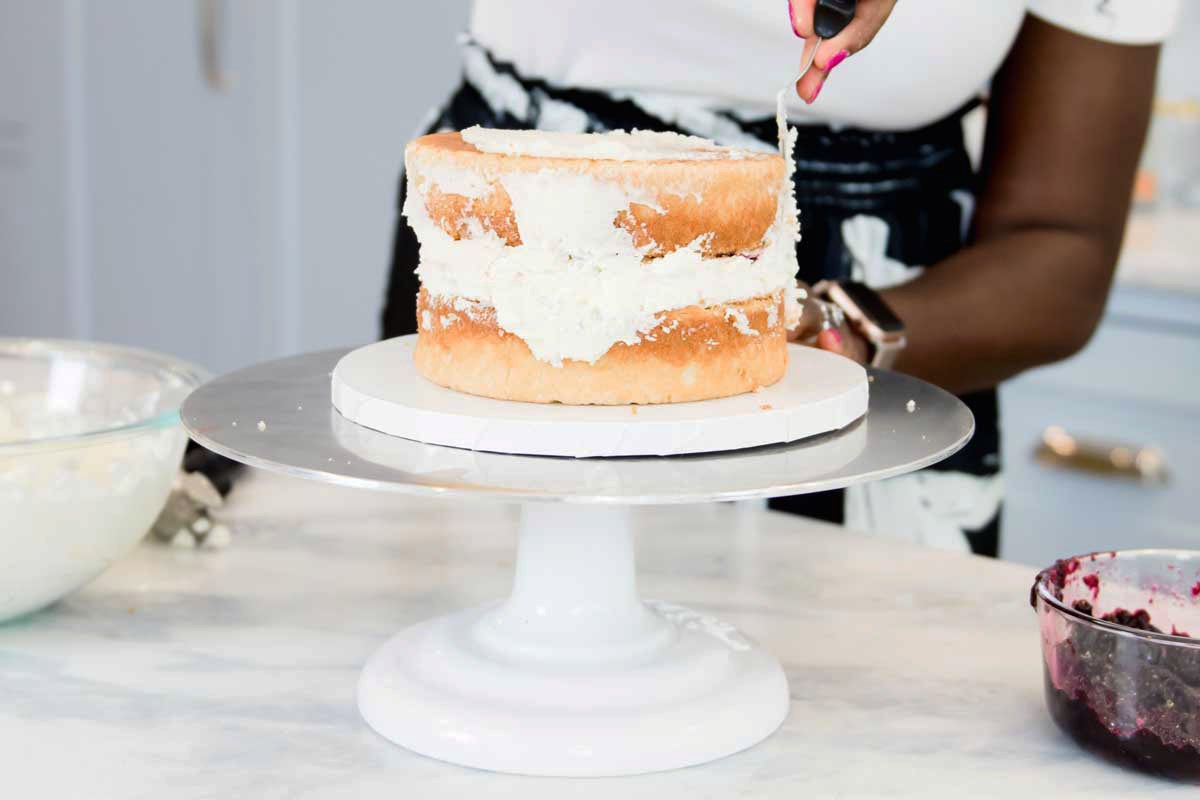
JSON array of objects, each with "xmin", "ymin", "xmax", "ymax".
[
  {"xmin": 879, "ymin": 15, "xmax": 1159, "ymax": 396},
  {"xmin": 881, "ymin": 226, "xmax": 1118, "ymax": 395}
]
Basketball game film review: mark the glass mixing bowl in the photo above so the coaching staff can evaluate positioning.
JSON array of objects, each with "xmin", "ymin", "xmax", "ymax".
[
  {"xmin": 1032, "ymin": 549, "xmax": 1200, "ymax": 782},
  {"xmin": 0, "ymin": 339, "xmax": 207, "ymax": 621}
]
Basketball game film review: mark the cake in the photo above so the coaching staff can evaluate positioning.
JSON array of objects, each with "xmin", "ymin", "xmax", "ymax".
[{"xmin": 403, "ymin": 125, "xmax": 799, "ymax": 404}]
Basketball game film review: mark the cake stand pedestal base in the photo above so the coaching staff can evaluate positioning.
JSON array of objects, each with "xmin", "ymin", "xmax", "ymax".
[{"xmin": 357, "ymin": 503, "xmax": 788, "ymax": 776}]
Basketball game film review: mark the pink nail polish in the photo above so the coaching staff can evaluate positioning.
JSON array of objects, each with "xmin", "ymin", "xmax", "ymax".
[
  {"xmin": 827, "ymin": 49, "xmax": 849, "ymax": 71},
  {"xmin": 808, "ymin": 79, "xmax": 824, "ymax": 103},
  {"xmin": 788, "ymin": 2, "xmax": 802, "ymax": 37},
  {"xmin": 829, "ymin": 327, "xmax": 842, "ymax": 344}
]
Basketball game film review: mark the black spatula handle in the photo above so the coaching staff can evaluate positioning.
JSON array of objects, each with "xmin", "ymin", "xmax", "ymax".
[{"xmin": 814, "ymin": 0, "xmax": 857, "ymax": 39}]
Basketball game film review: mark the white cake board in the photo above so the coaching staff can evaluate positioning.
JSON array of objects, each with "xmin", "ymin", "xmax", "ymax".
[{"xmin": 331, "ymin": 336, "xmax": 868, "ymax": 458}]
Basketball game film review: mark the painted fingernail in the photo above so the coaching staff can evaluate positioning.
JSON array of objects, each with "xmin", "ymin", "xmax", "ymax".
[
  {"xmin": 788, "ymin": 2, "xmax": 802, "ymax": 37},
  {"xmin": 817, "ymin": 327, "xmax": 843, "ymax": 353},
  {"xmin": 827, "ymin": 49, "xmax": 849, "ymax": 71},
  {"xmin": 807, "ymin": 78, "xmax": 824, "ymax": 104}
]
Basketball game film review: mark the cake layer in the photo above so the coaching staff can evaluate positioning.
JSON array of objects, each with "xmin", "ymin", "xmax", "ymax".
[
  {"xmin": 406, "ymin": 130, "xmax": 784, "ymax": 259},
  {"xmin": 415, "ymin": 290, "xmax": 787, "ymax": 405},
  {"xmin": 405, "ymin": 129, "xmax": 798, "ymax": 367},
  {"xmin": 414, "ymin": 238, "xmax": 795, "ymax": 366}
]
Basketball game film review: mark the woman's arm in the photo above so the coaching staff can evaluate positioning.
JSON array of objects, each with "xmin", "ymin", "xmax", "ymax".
[{"xmin": 878, "ymin": 15, "xmax": 1160, "ymax": 395}]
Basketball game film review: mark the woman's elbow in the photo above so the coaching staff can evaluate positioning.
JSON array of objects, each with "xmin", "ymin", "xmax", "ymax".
[
  {"xmin": 1046, "ymin": 314, "xmax": 1101, "ymax": 363},
  {"xmin": 1036, "ymin": 278, "xmax": 1112, "ymax": 365}
]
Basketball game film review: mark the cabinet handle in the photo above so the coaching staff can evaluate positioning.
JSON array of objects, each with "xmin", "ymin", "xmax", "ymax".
[
  {"xmin": 198, "ymin": 0, "xmax": 234, "ymax": 92},
  {"xmin": 1036, "ymin": 426, "xmax": 1168, "ymax": 483}
]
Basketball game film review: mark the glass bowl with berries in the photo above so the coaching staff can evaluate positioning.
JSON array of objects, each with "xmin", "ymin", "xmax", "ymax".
[{"xmin": 1032, "ymin": 550, "xmax": 1200, "ymax": 782}]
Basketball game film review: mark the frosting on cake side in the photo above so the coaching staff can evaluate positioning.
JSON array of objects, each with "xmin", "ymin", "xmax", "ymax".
[{"xmin": 404, "ymin": 127, "xmax": 798, "ymax": 367}]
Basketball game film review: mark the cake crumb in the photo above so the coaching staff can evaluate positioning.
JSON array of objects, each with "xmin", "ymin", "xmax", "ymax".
[
  {"xmin": 630, "ymin": 406, "xmax": 638, "ymax": 415},
  {"xmin": 257, "ymin": 420, "xmax": 267, "ymax": 431},
  {"xmin": 868, "ymin": 375, "xmax": 875, "ymax": 383},
  {"xmin": 906, "ymin": 400, "xmax": 916, "ymax": 413},
  {"xmin": 760, "ymin": 404, "xmax": 773, "ymax": 411}
]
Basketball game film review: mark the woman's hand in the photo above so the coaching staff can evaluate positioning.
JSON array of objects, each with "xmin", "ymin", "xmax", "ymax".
[
  {"xmin": 787, "ymin": 283, "xmax": 871, "ymax": 364},
  {"xmin": 787, "ymin": 0, "xmax": 899, "ymax": 103}
]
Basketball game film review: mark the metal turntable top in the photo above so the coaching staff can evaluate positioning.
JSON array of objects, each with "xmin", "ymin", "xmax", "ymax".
[{"xmin": 182, "ymin": 347, "xmax": 973, "ymax": 505}]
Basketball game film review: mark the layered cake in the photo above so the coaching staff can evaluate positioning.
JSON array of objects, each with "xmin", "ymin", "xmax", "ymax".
[{"xmin": 404, "ymin": 125, "xmax": 799, "ymax": 404}]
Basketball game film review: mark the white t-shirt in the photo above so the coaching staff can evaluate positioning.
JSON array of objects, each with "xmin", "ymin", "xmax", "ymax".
[{"xmin": 470, "ymin": 0, "xmax": 1179, "ymax": 131}]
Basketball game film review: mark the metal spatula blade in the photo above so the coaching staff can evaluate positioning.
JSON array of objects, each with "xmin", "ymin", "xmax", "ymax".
[{"xmin": 795, "ymin": 0, "xmax": 857, "ymax": 82}]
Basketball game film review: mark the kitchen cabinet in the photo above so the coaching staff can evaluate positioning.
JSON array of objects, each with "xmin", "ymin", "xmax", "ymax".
[
  {"xmin": 999, "ymin": 282, "xmax": 1200, "ymax": 565},
  {"xmin": 0, "ymin": 0, "xmax": 467, "ymax": 374}
]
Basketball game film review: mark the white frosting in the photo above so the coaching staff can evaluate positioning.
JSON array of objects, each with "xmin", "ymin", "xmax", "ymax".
[
  {"xmin": 461, "ymin": 125, "xmax": 749, "ymax": 161},
  {"xmin": 775, "ymin": 88, "xmax": 804, "ymax": 332},
  {"xmin": 0, "ymin": 391, "xmax": 186, "ymax": 621},
  {"xmin": 406, "ymin": 120, "xmax": 801, "ymax": 366}
]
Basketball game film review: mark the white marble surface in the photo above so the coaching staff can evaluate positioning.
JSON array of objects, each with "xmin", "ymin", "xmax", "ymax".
[{"xmin": 1, "ymin": 471, "xmax": 1193, "ymax": 798}]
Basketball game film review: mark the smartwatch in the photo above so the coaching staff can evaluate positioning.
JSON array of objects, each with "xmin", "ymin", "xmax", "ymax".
[{"xmin": 813, "ymin": 280, "xmax": 907, "ymax": 369}]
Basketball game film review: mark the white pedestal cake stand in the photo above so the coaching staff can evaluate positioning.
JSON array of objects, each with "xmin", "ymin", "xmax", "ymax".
[{"xmin": 181, "ymin": 340, "xmax": 973, "ymax": 777}]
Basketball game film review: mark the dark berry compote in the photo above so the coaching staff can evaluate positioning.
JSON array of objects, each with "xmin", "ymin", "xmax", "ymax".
[{"xmin": 1034, "ymin": 554, "xmax": 1200, "ymax": 782}]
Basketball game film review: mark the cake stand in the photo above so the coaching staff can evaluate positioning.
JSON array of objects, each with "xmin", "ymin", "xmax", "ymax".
[{"xmin": 182, "ymin": 341, "xmax": 973, "ymax": 777}]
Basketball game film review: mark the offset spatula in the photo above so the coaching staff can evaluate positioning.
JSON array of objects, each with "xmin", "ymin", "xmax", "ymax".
[{"xmin": 797, "ymin": 0, "xmax": 858, "ymax": 80}]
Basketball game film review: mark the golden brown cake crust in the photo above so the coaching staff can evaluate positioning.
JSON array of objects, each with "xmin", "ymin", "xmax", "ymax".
[
  {"xmin": 414, "ymin": 290, "xmax": 787, "ymax": 405},
  {"xmin": 406, "ymin": 131, "xmax": 784, "ymax": 258}
]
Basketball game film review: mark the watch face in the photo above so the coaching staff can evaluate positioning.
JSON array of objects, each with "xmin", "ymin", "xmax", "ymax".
[{"xmin": 841, "ymin": 282, "xmax": 904, "ymax": 333}]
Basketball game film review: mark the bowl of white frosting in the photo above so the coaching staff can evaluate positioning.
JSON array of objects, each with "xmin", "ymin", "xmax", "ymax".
[{"xmin": 0, "ymin": 339, "xmax": 206, "ymax": 621}]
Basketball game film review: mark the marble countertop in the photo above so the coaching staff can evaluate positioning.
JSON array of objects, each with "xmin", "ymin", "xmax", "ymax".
[{"xmin": 2, "ymin": 471, "xmax": 1192, "ymax": 798}]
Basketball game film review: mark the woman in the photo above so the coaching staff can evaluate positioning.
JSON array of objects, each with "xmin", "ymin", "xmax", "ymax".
[{"xmin": 381, "ymin": 0, "xmax": 1177, "ymax": 556}]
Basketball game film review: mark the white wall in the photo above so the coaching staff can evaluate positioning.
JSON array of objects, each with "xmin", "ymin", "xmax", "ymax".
[
  {"xmin": 292, "ymin": 1, "xmax": 468, "ymax": 357},
  {"xmin": 0, "ymin": 0, "xmax": 468, "ymax": 373},
  {"xmin": 0, "ymin": 0, "xmax": 75, "ymax": 339}
]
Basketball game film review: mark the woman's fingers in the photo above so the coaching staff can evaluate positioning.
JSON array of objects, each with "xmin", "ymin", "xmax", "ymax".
[
  {"xmin": 790, "ymin": 0, "xmax": 899, "ymax": 103},
  {"xmin": 787, "ymin": 0, "xmax": 819, "ymax": 39},
  {"xmin": 818, "ymin": 324, "xmax": 871, "ymax": 364},
  {"xmin": 816, "ymin": 327, "xmax": 845, "ymax": 354},
  {"xmin": 817, "ymin": 2, "xmax": 894, "ymax": 63},
  {"xmin": 787, "ymin": 287, "xmax": 826, "ymax": 343},
  {"xmin": 788, "ymin": 289, "xmax": 870, "ymax": 364}
]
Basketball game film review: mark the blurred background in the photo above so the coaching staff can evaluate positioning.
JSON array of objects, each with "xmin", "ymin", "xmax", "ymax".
[{"xmin": 0, "ymin": 1, "xmax": 1196, "ymax": 566}]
